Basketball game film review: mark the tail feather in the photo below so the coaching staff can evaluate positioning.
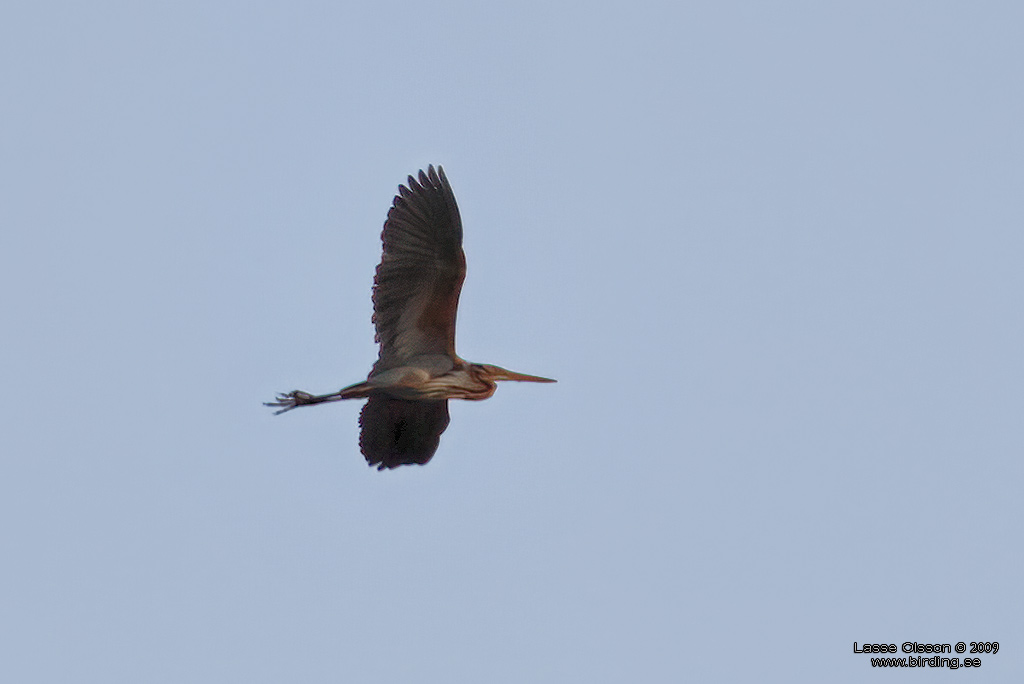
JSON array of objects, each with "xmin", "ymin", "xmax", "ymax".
[{"xmin": 339, "ymin": 381, "xmax": 373, "ymax": 399}]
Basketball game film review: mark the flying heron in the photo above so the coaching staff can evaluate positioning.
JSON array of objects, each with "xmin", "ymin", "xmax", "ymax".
[{"xmin": 266, "ymin": 165, "xmax": 555, "ymax": 469}]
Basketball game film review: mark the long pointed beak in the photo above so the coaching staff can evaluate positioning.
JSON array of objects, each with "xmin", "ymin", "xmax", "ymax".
[{"xmin": 496, "ymin": 369, "xmax": 557, "ymax": 383}]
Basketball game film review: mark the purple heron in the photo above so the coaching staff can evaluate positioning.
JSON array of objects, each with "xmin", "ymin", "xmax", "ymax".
[{"xmin": 266, "ymin": 165, "xmax": 555, "ymax": 469}]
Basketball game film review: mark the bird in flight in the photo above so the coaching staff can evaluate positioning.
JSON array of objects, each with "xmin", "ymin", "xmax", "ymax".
[{"xmin": 267, "ymin": 165, "xmax": 555, "ymax": 469}]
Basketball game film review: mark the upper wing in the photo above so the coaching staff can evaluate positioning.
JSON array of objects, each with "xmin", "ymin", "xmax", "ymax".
[
  {"xmin": 359, "ymin": 396, "xmax": 451, "ymax": 470},
  {"xmin": 372, "ymin": 165, "xmax": 466, "ymax": 373}
]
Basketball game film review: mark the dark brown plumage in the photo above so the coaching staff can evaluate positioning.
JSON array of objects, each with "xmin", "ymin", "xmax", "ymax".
[
  {"xmin": 359, "ymin": 397, "xmax": 450, "ymax": 469},
  {"xmin": 266, "ymin": 165, "xmax": 554, "ymax": 470},
  {"xmin": 372, "ymin": 166, "xmax": 466, "ymax": 373}
]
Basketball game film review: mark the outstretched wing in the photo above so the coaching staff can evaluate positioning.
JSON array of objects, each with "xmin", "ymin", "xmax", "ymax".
[
  {"xmin": 359, "ymin": 397, "xmax": 451, "ymax": 470},
  {"xmin": 372, "ymin": 165, "xmax": 466, "ymax": 373}
]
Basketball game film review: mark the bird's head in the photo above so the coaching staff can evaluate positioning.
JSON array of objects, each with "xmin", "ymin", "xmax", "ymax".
[{"xmin": 474, "ymin": 364, "xmax": 557, "ymax": 384}]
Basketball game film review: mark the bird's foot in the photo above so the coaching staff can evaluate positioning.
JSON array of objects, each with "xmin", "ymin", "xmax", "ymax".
[{"xmin": 264, "ymin": 390, "xmax": 317, "ymax": 415}]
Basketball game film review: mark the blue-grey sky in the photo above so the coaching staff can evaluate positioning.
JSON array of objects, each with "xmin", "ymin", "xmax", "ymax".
[{"xmin": 2, "ymin": 2, "xmax": 1021, "ymax": 681}]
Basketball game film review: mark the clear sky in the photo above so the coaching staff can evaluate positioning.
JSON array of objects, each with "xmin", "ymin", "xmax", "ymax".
[{"xmin": 2, "ymin": 2, "xmax": 1021, "ymax": 681}]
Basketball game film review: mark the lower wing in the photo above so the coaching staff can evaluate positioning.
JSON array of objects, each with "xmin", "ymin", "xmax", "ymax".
[{"xmin": 359, "ymin": 397, "xmax": 451, "ymax": 470}]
